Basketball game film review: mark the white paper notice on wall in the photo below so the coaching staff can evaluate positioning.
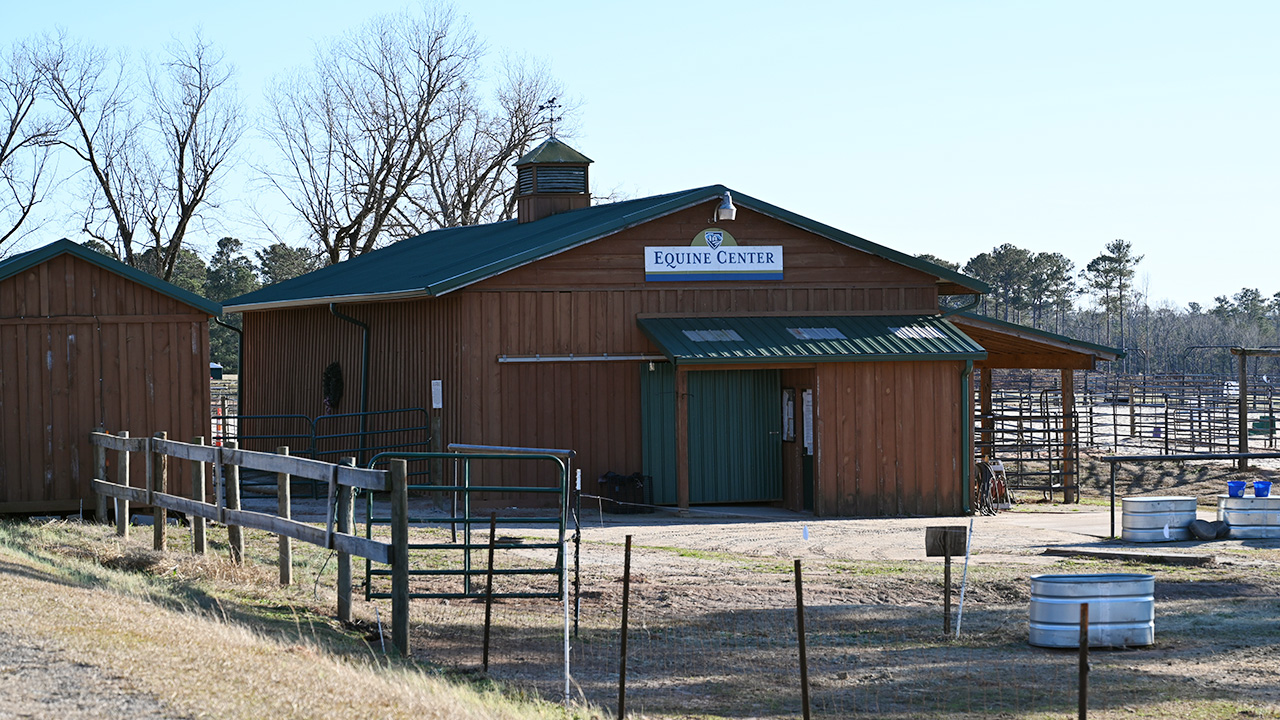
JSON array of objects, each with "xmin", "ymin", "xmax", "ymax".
[
  {"xmin": 431, "ymin": 380, "xmax": 443, "ymax": 409},
  {"xmin": 802, "ymin": 389, "xmax": 814, "ymax": 456}
]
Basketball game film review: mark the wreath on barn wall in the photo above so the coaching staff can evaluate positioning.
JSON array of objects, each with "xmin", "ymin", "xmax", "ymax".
[{"xmin": 322, "ymin": 361, "xmax": 344, "ymax": 414}]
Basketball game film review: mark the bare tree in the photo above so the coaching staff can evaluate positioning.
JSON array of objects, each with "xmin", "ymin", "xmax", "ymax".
[
  {"xmin": 261, "ymin": 5, "xmax": 566, "ymax": 265},
  {"xmin": 40, "ymin": 31, "xmax": 242, "ymax": 280},
  {"xmin": 0, "ymin": 38, "xmax": 65, "ymax": 253}
]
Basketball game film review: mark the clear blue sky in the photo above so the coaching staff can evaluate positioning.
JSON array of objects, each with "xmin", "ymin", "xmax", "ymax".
[{"xmin": 8, "ymin": 1, "xmax": 1278, "ymax": 308}]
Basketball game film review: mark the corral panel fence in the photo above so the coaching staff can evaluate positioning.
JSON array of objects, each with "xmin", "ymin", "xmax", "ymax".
[{"xmin": 1076, "ymin": 373, "xmax": 1277, "ymax": 453}]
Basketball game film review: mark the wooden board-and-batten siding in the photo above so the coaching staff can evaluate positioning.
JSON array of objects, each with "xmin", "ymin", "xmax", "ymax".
[
  {"xmin": 0, "ymin": 252, "xmax": 211, "ymax": 513},
  {"xmin": 241, "ymin": 204, "xmax": 962, "ymax": 516},
  {"xmin": 816, "ymin": 360, "xmax": 966, "ymax": 516}
]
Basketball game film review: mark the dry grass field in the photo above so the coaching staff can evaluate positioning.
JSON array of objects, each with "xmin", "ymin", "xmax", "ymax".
[{"xmin": 2, "ymin": 453, "xmax": 1280, "ymax": 719}]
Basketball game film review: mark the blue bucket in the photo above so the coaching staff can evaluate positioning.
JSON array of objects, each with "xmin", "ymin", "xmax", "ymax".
[
  {"xmin": 1255, "ymin": 481, "xmax": 1272, "ymax": 498},
  {"xmin": 1228, "ymin": 481, "xmax": 1246, "ymax": 497}
]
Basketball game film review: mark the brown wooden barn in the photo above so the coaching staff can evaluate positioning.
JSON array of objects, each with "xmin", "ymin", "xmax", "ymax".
[
  {"xmin": 0, "ymin": 239, "xmax": 219, "ymax": 515},
  {"xmin": 227, "ymin": 139, "xmax": 1012, "ymax": 517}
]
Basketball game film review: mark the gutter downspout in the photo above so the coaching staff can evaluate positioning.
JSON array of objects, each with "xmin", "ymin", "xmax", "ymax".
[
  {"xmin": 213, "ymin": 316, "xmax": 243, "ymax": 412},
  {"xmin": 961, "ymin": 359, "xmax": 974, "ymax": 515},
  {"xmin": 330, "ymin": 304, "xmax": 370, "ymax": 466}
]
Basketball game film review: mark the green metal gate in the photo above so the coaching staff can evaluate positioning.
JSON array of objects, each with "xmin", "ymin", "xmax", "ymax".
[{"xmin": 642, "ymin": 365, "xmax": 783, "ymax": 504}]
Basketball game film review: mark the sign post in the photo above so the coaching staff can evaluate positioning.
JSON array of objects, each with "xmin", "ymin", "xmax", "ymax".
[{"xmin": 925, "ymin": 526, "xmax": 969, "ymax": 634}]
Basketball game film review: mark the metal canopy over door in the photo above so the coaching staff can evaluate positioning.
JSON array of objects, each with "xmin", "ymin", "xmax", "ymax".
[{"xmin": 688, "ymin": 369, "xmax": 783, "ymax": 503}]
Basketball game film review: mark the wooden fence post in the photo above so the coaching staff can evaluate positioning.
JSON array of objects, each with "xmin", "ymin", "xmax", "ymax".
[
  {"xmin": 191, "ymin": 436, "xmax": 207, "ymax": 554},
  {"xmin": 94, "ymin": 430, "xmax": 108, "ymax": 524},
  {"xmin": 795, "ymin": 559, "xmax": 811, "ymax": 720},
  {"xmin": 390, "ymin": 459, "xmax": 410, "ymax": 656},
  {"xmin": 225, "ymin": 440, "xmax": 244, "ymax": 564},
  {"xmin": 115, "ymin": 431, "xmax": 130, "ymax": 539},
  {"xmin": 483, "ymin": 511, "xmax": 497, "ymax": 673},
  {"xmin": 337, "ymin": 457, "xmax": 355, "ymax": 621},
  {"xmin": 618, "ymin": 535, "xmax": 633, "ymax": 720},
  {"xmin": 277, "ymin": 446, "xmax": 293, "ymax": 585},
  {"xmin": 152, "ymin": 432, "xmax": 168, "ymax": 552}
]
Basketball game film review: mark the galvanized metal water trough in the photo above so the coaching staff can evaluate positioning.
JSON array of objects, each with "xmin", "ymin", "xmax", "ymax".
[
  {"xmin": 1121, "ymin": 495, "xmax": 1196, "ymax": 542},
  {"xmin": 1217, "ymin": 495, "xmax": 1280, "ymax": 539},
  {"xmin": 1028, "ymin": 573, "xmax": 1155, "ymax": 648}
]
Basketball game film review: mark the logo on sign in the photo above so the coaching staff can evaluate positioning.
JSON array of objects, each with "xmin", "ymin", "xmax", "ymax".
[{"xmin": 705, "ymin": 231, "xmax": 724, "ymax": 250}]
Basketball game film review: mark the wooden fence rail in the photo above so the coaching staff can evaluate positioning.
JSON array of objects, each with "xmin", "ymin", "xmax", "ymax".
[{"xmin": 88, "ymin": 431, "xmax": 411, "ymax": 655}]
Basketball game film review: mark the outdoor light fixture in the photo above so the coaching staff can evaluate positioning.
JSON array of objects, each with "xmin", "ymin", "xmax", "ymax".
[{"xmin": 714, "ymin": 191, "xmax": 737, "ymax": 221}]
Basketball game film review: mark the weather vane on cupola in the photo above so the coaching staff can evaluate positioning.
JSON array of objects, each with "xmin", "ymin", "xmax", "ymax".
[{"xmin": 538, "ymin": 97, "xmax": 562, "ymax": 138}]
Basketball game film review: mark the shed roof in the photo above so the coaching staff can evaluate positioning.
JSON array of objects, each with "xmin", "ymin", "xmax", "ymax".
[
  {"xmin": 0, "ymin": 239, "xmax": 221, "ymax": 316},
  {"xmin": 638, "ymin": 315, "xmax": 987, "ymax": 366},
  {"xmin": 950, "ymin": 312, "xmax": 1123, "ymax": 370},
  {"xmin": 225, "ymin": 185, "xmax": 988, "ymax": 312}
]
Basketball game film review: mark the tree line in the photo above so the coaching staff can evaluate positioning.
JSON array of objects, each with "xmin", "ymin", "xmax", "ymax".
[
  {"xmin": 925, "ymin": 240, "xmax": 1280, "ymax": 377},
  {"xmin": 0, "ymin": 4, "xmax": 568, "ymax": 272}
]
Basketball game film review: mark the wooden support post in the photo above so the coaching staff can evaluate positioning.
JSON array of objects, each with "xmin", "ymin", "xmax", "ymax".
[
  {"xmin": 980, "ymin": 367, "xmax": 994, "ymax": 461},
  {"xmin": 337, "ymin": 457, "xmax": 354, "ymax": 622},
  {"xmin": 225, "ymin": 440, "xmax": 244, "ymax": 564},
  {"xmin": 116, "ymin": 431, "xmax": 130, "ymax": 538},
  {"xmin": 191, "ymin": 437, "xmax": 207, "ymax": 554},
  {"xmin": 390, "ymin": 459, "xmax": 410, "ymax": 657},
  {"xmin": 277, "ymin": 446, "xmax": 292, "ymax": 585},
  {"xmin": 152, "ymin": 432, "xmax": 168, "ymax": 552},
  {"xmin": 675, "ymin": 367, "xmax": 690, "ymax": 513},
  {"xmin": 93, "ymin": 430, "xmax": 108, "ymax": 523},
  {"xmin": 1062, "ymin": 369, "xmax": 1077, "ymax": 503}
]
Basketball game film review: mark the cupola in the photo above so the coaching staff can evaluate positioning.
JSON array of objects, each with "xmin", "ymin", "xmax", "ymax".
[{"xmin": 514, "ymin": 138, "xmax": 592, "ymax": 223}]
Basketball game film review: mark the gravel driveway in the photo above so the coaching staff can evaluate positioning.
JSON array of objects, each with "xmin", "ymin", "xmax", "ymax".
[{"xmin": 0, "ymin": 631, "xmax": 187, "ymax": 720}]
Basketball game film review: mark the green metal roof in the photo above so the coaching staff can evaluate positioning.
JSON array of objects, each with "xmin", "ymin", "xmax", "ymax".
[
  {"xmin": 0, "ymin": 238, "xmax": 221, "ymax": 316},
  {"xmin": 225, "ymin": 185, "xmax": 989, "ymax": 312},
  {"xmin": 637, "ymin": 315, "xmax": 987, "ymax": 366},
  {"xmin": 515, "ymin": 137, "xmax": 593, "ymax": 165}
]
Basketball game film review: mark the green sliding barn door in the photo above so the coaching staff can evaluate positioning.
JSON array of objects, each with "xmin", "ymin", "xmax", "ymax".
[{"xmin": 642, "ymin": 365, "xmax": 782, "ymax": 505}]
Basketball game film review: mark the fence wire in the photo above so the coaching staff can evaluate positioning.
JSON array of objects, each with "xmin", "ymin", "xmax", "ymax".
[{"xmin": 374, "ymin": 546, "xmax": 1084, "ymax": 719}]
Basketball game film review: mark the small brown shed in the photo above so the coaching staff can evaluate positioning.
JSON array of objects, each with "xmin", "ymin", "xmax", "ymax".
[{"xmin": 0, "ymin": 239, "xmax": 220, "ymax": 515}]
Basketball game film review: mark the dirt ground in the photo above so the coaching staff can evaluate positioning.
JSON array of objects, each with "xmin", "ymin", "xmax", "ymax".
[
  {"xmin": 359, "ymin": 455, "xmax": 1280, "ymax": 718},
  {"xmin": 232, "ymin": 455, "xmax": 1280, "ymax": 717}
]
